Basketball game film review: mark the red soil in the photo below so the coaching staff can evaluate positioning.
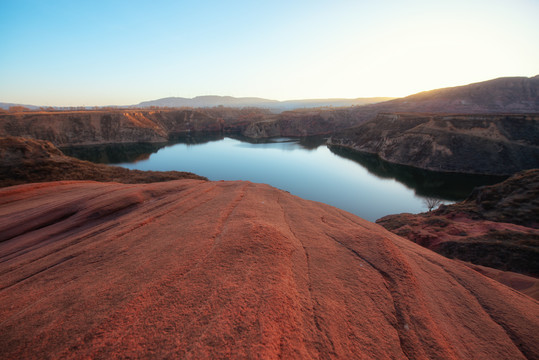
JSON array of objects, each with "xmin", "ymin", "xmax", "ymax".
[{"xmin": 1, "ymin": 180, "xmax": 538, "ymax": 359}]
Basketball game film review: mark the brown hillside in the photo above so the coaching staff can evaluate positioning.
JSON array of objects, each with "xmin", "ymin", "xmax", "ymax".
[{"xmin": 0, "ymin": 136, "xmax": 206, "ymax": 187}]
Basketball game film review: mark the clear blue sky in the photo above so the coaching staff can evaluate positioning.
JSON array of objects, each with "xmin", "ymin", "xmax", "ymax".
[{"xmin": 1, "ymin": 0, "xmax": 538, "ymax": 106}]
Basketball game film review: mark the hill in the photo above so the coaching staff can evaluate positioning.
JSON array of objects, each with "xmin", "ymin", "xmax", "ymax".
[
  {"xmin": 136, "ymin": 95, "xmax": 393, "ymax": 112},
  {"xmin": 0, "ymin": 136, "xmax": 206, "ymax": 187},
  {"xmin": 377, "ymin": 76, "xmax": 539, "ymax": 114}
]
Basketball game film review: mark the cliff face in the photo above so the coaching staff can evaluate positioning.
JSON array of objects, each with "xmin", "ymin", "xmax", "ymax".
[
  {"xmin": 0, "ymin": 109, "xmax": 266, "ymax": 146},
  {"xmin": 1, "ymin": 179, "xmax": 538, "ymax": 359},
  {"xmin": 329, "ymin": 113, "xmax": 539, "ymax": 175},
  {"xmin": 243, "ymin": 109, "xmax": 363, "ymax": 138},
  {"xmin": 377, "ymin": 169, "xmax": 539, "ymax": 284},
  {"xmin": 0, "ymin": 136, "xmax": 206, "ymax": 187}
]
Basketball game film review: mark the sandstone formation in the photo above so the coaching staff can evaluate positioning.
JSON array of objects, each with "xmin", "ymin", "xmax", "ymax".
[
  {"xmin": 328, "ymin": 113, "xmax": 539, "ymax": 175},
  {"xmin": 1, "ymin": 179, "xmax": 538, "ymax": 359},
  {"xmin": 0, "ymin": 136, "xmax": 206, "ymax": 188},
  {"xmin": 377, "ymin": 169, "xmax": 539, "ymax": 290}
]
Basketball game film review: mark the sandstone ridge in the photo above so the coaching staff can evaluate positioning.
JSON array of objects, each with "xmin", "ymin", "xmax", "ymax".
[{"xmin": 1, "ymin": 180, "xmax": 538, "ymax": 359}]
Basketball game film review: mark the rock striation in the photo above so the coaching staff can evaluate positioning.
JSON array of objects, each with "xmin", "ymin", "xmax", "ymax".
[
  {"xmin": 1, "ymin": 179, "xmax": 538, "ymax": 359},
  {"xmin": 0, "ymin": 136, "xmax": 206, "ymax": 187},
  {"xmin": 328, "ymin": 113, "xmax": 539, "ymax": 175}
]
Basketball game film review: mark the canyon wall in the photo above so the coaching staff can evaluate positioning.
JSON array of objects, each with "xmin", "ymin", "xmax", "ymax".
[
  {"xmin": 0, "ymin": 109, "xmax": 270, "ymax": 146},
  {"xmin": 328, "ymin": 113, "xmax": 539, "ymax": 175}
]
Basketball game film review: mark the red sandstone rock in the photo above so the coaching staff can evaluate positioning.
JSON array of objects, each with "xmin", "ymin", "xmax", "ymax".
[{"xmin": 1, "ymin": 180, "xmax": 538, "ymax": 359}]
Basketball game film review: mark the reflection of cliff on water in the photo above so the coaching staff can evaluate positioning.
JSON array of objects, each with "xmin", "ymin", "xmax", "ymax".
[
  {"xmin": 227, "ymin": 134, "xmax": 328, "ymax": 150},
  {"xmin": 62, "ymin": 134, "xmax": 225, "ymax": 164},
  {"xmin": 328, "ymin": 146, "xmax": 507, "ymax": 200}
]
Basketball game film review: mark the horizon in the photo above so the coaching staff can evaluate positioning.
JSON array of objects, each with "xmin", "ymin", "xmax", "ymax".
[{"xmin": 1, "ymin": 0, "xmax": 538, "ymax": 107}]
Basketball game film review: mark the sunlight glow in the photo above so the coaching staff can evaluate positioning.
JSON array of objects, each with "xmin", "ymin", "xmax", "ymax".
[{"xmin": 0, "ymin": 0, "xmax": 537, "ymax": 105}]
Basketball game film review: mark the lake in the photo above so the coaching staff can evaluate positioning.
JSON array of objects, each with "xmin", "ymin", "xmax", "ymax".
[{"xmin": 64, "ymin": 136, "xmax": 505, "ymax": 222}]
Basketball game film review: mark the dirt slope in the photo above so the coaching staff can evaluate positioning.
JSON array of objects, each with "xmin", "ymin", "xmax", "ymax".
[
  {"xmin": 1, "ymin": 180, "xmax": 538, "ymax": 359},
  {"xmin": 0, "ymin": 136, "xmax": 206, "ymax": 187}
]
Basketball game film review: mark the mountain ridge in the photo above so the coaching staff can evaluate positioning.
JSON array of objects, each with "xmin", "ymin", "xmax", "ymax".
[{"xmin": 136, "ymin": 95, "xmax": 395, "ymax": 111}]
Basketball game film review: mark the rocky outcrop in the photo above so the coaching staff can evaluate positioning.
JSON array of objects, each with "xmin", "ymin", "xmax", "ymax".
[
  {"xmin": 1, "ymin": 179, "xmax": 538, "ymax": 359},
  {"xmin": 377, "ymin": 169, "xmax": 539, "ymax": 283},
  {"xmin": 329, "ymin": 113, "xmax": 539, "ymax": 175},
  {"xmin": 0, "ymin": 136, "xmax": 206, "ymax": 187}
]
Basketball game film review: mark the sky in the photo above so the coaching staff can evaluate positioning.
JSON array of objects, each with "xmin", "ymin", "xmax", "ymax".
[{"xmin": 0, "ymin": 0, "xmax": 538, "ymax": 106}]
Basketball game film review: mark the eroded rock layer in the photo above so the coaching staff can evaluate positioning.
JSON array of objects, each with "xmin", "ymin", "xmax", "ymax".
[
  {"xmin": 329, "ymin": 113, "xmax": 539, "ymax": 175},
  {"xmin": 1, "ymin": 180, "xmax": 538, "ymax": 359}
]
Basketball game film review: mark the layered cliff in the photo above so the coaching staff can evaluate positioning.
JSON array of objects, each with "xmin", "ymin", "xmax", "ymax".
[
  {"xmin": 329, "ymin": 113, "xmax": 539, "ymax": 175},
  {"xmin": 0, "ymin": 108, "xmax": 270, "ymax": 146},
  {"xmin": 1, "ymin": 179, "xmax": 538, "ymax": 359},
  {"xmin": 0, "ymin": 136, "xmax": 206, "ymax": 187},
  {"xmin": 243, "ymin": 108, "xmax": 363, "ymax": 138}
]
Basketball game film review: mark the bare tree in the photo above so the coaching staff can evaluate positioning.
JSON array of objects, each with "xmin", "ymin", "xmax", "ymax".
[{"xmin": 423, "ymin": 197, "xmax": 443, "ymax": 212}]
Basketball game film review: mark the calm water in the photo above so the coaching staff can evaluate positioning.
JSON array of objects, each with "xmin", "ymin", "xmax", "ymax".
[{"xmin": 64, "ymin": 136, "xmax": 505, "ymax": 222}]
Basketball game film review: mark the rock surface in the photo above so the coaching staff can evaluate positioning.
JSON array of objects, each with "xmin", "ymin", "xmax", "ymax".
[
  {"xmin": 0, "ymin": 136, "xmax": 206, "ymax": 187},
  {"xmin": 1, "ymin": 179, "xmax": 538, "ymax": 359},
  {"xmin": 329, "ymin": 113, "xmax": 539, "ymax": 175},
  {"xmin": 377, "ymin": 169, "xmax": 539, "ymax": 291}
]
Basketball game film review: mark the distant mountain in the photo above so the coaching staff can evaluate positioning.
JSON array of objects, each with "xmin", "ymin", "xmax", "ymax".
[
  {"xmin": 0, "ymin": 102, "xmax": 40, "ymax": 110},
  {"xmin": 136, "ymin": 95, "xmax": 393, "ymax": 111},
  {"xmin": 137, "ymin": 95, "xmax": 278, "ymax": 109}
]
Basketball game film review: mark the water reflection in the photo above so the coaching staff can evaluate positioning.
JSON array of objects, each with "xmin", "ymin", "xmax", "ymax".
[
  {"xmin": 227, "ymin": 134, "xmax": 328, "ymax": 150},
  {"xmin": 61, "ymin": 134, "xmax": 225, "ymax": 164},
  {"xmin": 61, "ymin": 142, "xmax": 168, "ymax": 164},
  {"xmin": 61, "ymin": 135, "xmax": 508, "ymax": 220},
  {"xmin": 328, "ymin": 146, "xmax": 507, "ymax": 200}
]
